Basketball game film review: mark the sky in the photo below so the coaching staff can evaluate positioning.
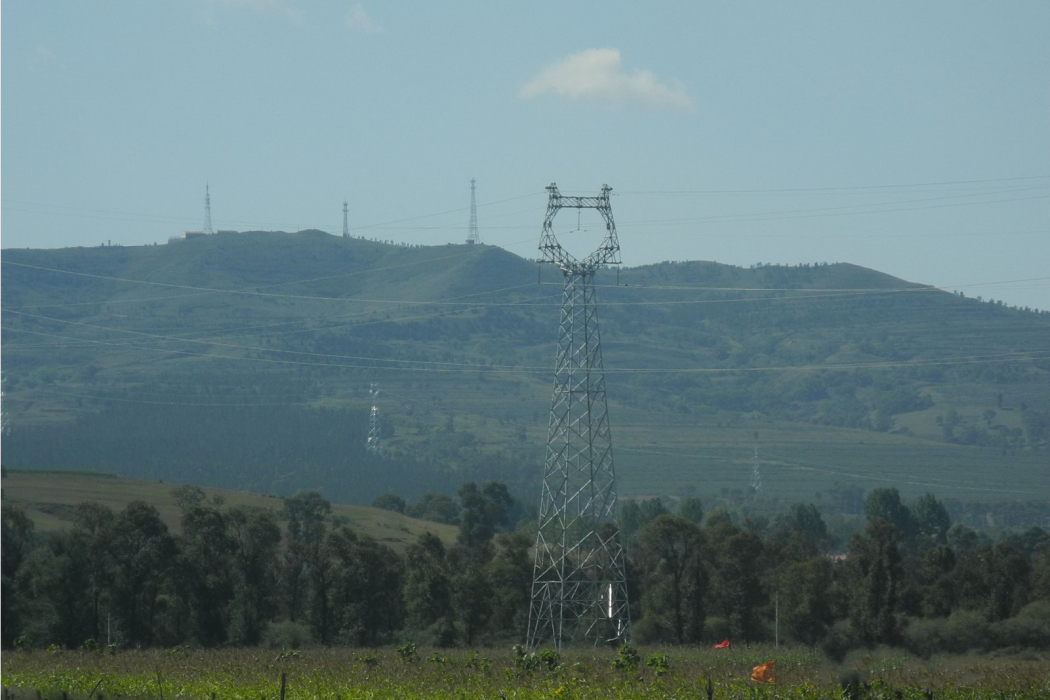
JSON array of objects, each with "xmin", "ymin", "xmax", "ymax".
[{"xmin": 3, "ymin": 1, "xmax": 1048, "ymax": 309}]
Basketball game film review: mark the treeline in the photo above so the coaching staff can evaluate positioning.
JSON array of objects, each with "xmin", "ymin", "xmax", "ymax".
[{"xmin": 2, "ymin": 484, "xmax": 1049, "ymax": 657}]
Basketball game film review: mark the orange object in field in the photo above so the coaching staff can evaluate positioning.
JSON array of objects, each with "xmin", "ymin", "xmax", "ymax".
[
  {"xmin": 750, "ymin": 660, "xmax": 776, "ymax": 683},
  {"xmin": 712, "ymin": 639, "xmax": 730, "ymax": 649}
]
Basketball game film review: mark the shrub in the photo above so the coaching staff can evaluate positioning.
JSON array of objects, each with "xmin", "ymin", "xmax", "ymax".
[
  {"xmin": 645, "ymin": 653, "xmax": 670, "ymax": 676},
  {"xmin": 612, "ymin": 643, "xmax": 640, "ymax": 671},
  {"xmin": 992, "ymin": 601, "xmax": 1050, "ymax": 649},
  {"xmin": 395, "ymin": 641, "xmax": 418, "ymax": 663},
  {"xmin": 261, "ymin": 621, "xmax": 313, "ymax": 650}
]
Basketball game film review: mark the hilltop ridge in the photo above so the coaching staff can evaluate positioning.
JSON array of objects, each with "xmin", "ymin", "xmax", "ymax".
[{"xmin": 3, "ymin": 233, "xmax": 1047, "ymax": 512}]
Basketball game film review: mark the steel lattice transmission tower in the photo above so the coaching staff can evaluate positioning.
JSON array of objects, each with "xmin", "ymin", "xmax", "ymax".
[
  {"xmin": 367, "ymin": 383, "xmax": 382, "ymax": 455},
  {"xmin": 343, "ymin": 200, "xmax": 350, "ymax": 238},
  {"xmin": 203, "ymin": 184, "xmax": 214, "ymax": 235},
  {"xmin": 751, "ymin": 447, "xmax": 762, "ymax": 493},
  {"xmin": 466, "ymin": 178, "xmax": 481, "ymax": 245},
  {"xmin": 527, "ymin": 183, "xmax": 630, "ymax": 650}
]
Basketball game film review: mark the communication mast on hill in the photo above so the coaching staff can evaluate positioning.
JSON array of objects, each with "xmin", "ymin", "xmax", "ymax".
[
  {"xmin": 367, "ymin": 383, "xmax": 382, "ymax": 455},
  {"xmin": 466, "ymin": 178, "xmax": 481, "ymax": 245},
  {"xmin": 343, "ymin": 200, "xmax": 350, "ymax": 238},
  {"xmin": 203, "ymin": 184, "xmax": 214, "ymax": 235},
  {"xmin": 527, "ymin": 183, "xmax": 630, "ymax": 650}
]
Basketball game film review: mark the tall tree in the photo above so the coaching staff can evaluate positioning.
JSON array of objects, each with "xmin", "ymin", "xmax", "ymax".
[
  {"xmin": 634, "ymin": 515, "xmax": 705, "ymax": 643},
  {"xmin": 777, "ymin": 557, "xmax": 834, "ymax": 645},
  {"xmin": 912, "ymin": 493, "xmax": 951, "ymax": 549},
  {"xmin": 1, "ymin": 505, "xmax": 36, "ymax": 647},
  {"xmin": 108, "ymin": 502, "xmax": 176, "ymax": 647},
  {"xmin": 485, "ymin": 531, "xmax": 532, "ymax": 637},
  {"xmin": 448, "ymin": 545, "xmax": 493, "ymax": 646},
  {"xmin": 847, "ymin": 518, "xmax": 903, "ymax": 646},
  {"xmin": 327, "ymin": 527, "xmax": 404, "ymax": 646},
  {"xmin": 280, "ymin": 492, "xmax": 331, "ymax": 622},
  {"xmin": 706, "ymin": 519, "xmax": 765, "ymax": 641},
  {"xmin": 863, "ymin": 488, "xmax": 914, "ymax": 542},
  {"xmin": 72, "ymin": 502, "xmax": 115, "ymax": 643},
  {"xmin": 227, "ymin": 506, "xmax": 281, "ymax": 645},
  {"xmin": 404, "ymin": 532, "xmax": 454, "ymax": 640},
  {"xmin": 178, "ymin": 500, "xmax": 235, "ymax": 646}
]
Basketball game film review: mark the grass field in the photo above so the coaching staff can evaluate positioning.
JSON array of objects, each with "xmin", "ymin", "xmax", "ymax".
[
  {"xmin": 0, "ymin": 470, "xmax": 457, "ymax": 552},
  {"xmin": 2, "ymin": 646, "xmax": 1049, "ymax": 699}
]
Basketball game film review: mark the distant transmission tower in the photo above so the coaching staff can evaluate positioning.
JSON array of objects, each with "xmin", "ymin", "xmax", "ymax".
[
  {"xmin": 527, "ymin": 183, "xmax": 630, "ymax": 650},
  {"xmin": 751, "ymin": 447, "xmax": 762, "ymax": 493},
  {"xmin": 367, "ymin": 383, "xmax": 382, "ymax": 455},
  {"xmin": 343, "ymin": 200, "xmax": 350, "ymax": 238},
  {"xmin": 203, "ymin": 184, "xmax": 214, "ymax": 235},
  {"xmin": 466, "ymin": 178, "xmax": 481, "ymax": 245}
]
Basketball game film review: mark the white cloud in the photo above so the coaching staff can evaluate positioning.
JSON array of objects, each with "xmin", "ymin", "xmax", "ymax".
[
  {"xmin": 519, "ymin": 48, "xmax": 692, "ymax": 111},
  {"xmin": 34, "ymin": 45, "xmax": 66, "ymax": 69},
  {"xmin": 345, "ymin": 4, "xmax": 382, "ymax": 33}
]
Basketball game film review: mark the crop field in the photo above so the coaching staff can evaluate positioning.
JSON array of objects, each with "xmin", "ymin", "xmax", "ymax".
[{"xmin": 3, "ymin": 646, "xmax": 1049, "ymax": 700}]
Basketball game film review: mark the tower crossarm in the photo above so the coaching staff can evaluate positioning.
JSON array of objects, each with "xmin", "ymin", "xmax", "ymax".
[{"xmin": 539, "ymin": 183, "xmax": 621, "ymax": 274}]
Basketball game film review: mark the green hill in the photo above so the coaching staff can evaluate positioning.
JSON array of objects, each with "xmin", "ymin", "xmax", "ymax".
[
  {"xmin": 3, "ymin": 231, "xmax": 1048, "ymax": 516},
  {"xmin": 0, "ymin": 469, "xmax": 456, "ymax": 552}
]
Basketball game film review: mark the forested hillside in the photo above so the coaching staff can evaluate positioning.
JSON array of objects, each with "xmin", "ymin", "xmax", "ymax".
[{"xmin": 3, "ymin": 231, "xmax": 1048, "ymax": 516}]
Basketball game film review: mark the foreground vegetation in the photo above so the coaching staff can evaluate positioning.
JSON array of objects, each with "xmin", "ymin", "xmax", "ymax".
[
  {"xmin": 4, "ymin": 478, "xmax": 1049, "ymax": 661},
  {"xmin": 3, "ymin": 646, "xmax": 1050, "ymax": 699}
]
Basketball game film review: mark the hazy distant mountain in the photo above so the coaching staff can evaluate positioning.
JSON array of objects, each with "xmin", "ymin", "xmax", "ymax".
[{"xmin": 3, "ymin": 231, "xmax": 1048, "ymax": 511}]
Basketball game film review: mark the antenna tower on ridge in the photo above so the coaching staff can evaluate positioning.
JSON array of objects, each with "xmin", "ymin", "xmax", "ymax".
[
  {"xmin": 367, "ymin": 383, "xmax": 382, "ymax": 455},
  {"xmin": 343, "ymin": 200, "xmax": 350, "ymax": 238},
  {"xmin": 527, "ymin": 183, "xmax": 629, "ymax": 651},
  {"xmin": 203, "ymin": 184, "xmax": 214, "ymax": 235},
  {"xmin": 466, "ymin": 178, "xmax": 481, "ymax": 245}
]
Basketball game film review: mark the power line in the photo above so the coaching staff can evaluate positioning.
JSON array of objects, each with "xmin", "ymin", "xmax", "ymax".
[
  {"xmin": 615, "ymin": 175, "xmax": 1050, "ymax": 195},
  {"xmin": 10, "ymin": 321, "xmax": 1043, "ymax": 377},
  {"xmin": 9, "ymin": 258, "xmax": 1047, "ymax": 312},
  {"xmin": 621, "ymin": 187, "xmax": 1048, "ymax": 227}
]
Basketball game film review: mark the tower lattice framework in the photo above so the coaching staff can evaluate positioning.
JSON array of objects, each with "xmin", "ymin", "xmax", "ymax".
[
  {"xmin": 203, "ymin": 184, "xmax": 214, "ymax": 235},
  {"xmin": 527, "ymin": 183, "xmax": 630, "ymax": 650},
  {"xmin": 466, "ymin": 178, "xmax": 481, "ymax": 245},
  {"xmin": 367, "ymin": 383, "xmax": 382, "ymax": 455}
]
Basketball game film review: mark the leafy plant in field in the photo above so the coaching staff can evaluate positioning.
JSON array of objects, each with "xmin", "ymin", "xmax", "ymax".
[
  {"xmin": 395, "ymin": 640, "xmax": 418, "ymax": 662},
  {"xmin": 513, "ymin": 644, "xmax": 560, "ymax": 672},
  {"xmin": 463, "ymin": 651, "xmax": 491, "ymax": 671},
  {"xmin": 612, "ymin": 643, "xmax": 640, "ymax": 671},
  {"xmin": 645, "ymin": 652, "xmax": 670, "ymax": 676}
]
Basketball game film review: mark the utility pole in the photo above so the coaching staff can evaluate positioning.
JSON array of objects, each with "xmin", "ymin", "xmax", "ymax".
[{"xmin": 527, "ymin": 183, "xmax": 630, "ymax": 650}]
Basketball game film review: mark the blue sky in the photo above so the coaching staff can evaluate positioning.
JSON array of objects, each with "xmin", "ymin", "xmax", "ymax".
[{"xmin": 3, "ymin": 1, "xmax": 1048, "ymax": 308}]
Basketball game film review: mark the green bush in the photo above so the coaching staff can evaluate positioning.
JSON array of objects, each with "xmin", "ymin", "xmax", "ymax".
[{"xmin": 992, "ymin": 601, "xmax": 1050, "ymax": 649}]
